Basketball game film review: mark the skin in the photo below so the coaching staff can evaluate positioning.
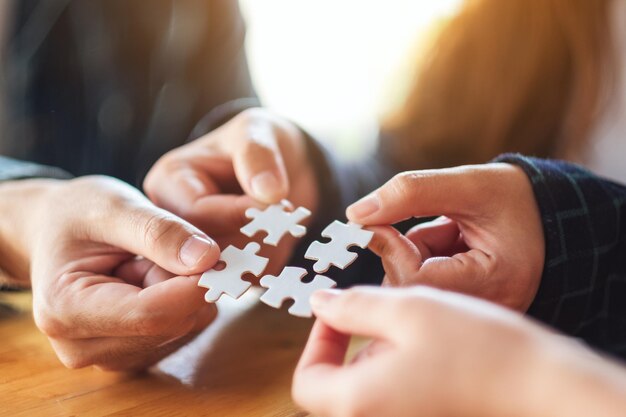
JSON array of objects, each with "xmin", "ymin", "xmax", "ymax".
[
  {"xmin": 346, "ymin": 163, "xmax": 546, "ymax": 312},
  {"xmin": 0, "ymin": 108, "xmax": 316, "ymax": 370},
  {"xmin": 144, "ymin": 108, "xmax": 319, "ymax": 276},
  {"xmin": 292, "ymin": 286, "xmax": 626, "ymax": 417},
  {"xmin": 144, "ymin": 112, "xmax": 544, "ymax": 313},
  {"xmin": 0, "ymin": 176, "xmax": 221, "ymax": 371}
]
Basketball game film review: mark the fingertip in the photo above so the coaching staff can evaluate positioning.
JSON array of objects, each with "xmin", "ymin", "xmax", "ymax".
[
  {"xmin": 346, "ymin": 194, "xmax": 380, "ymax": 224},
  {"xmin": 178, "ymin": 235, "xmax": 221, "ymax": 273},
  {"xmin": 250, "ymin": 170, "xmax": 288, "ymax": 204},
  {"xmin": 310, "ymin": 289, "xmax": 343, "ymax": 315},
  {"xmin": 191, "ymin": 303, "xmax": 218, "ymax": 332}
]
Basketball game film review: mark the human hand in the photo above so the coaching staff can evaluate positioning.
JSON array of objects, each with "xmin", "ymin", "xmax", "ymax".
[
  {"xmin": 293, "ymin": 286, "xmax": 626, "ymax": 417},
  {"xmin": 346, "ymin": 163, "xmax": 545, "ymax": 311},
  {"xmin": 144, "ymin": 108, "xmax": 319, "ymax": 275},
  {"xmin": 0, "ymin": 176, "xmax": 221, "ymax": 371}
]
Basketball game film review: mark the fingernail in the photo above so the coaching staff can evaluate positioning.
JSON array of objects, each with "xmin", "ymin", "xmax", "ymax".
[
  {"xmin": 250, "ymin": 171, "xmax": 281, "ymax": 202},
  {"xmin": 347, "ymin": 194, "xmax": 380, "ymax": 219},
  {"xmin": 180, "ymin": 235, "xmax": 214, "ymax": 268},
  {"xmin": 310, "ymin": 289, "xmax": 342, "ymax": 310}
]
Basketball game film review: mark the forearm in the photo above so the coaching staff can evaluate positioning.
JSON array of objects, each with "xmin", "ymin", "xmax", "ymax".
[{"xmin": 0, "ymin": 179, "xmax": 59, "ymax": 286}]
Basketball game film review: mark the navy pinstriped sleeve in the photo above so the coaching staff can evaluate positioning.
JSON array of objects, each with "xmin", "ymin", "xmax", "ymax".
[{"xmin": 497, "ymin": 154, "xmax": 626, "ymax": 359}]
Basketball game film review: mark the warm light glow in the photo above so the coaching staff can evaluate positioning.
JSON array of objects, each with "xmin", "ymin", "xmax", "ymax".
[{"xmin": 240, "ymin": 0, "xmax": 463, "ymax": 155}]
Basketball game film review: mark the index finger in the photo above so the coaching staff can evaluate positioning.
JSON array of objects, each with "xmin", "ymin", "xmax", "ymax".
[
  {"xmin": 292, "ymin": 320, "xmax": 352, "ymax": 415},
  {"xmin": 35, "ymin": 273, "xmax": 208, "ymax": 339},
  {"xmin": 346, "ymin": 164, "xmax": 511, "ymax": 225}
]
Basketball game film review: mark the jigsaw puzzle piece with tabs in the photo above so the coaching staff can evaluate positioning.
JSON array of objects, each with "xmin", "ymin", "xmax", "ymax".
[
  {"xmin": 304, "ymin": 220, "xmax": 374, "ymax": 273},
  {"xmin": 240, "ymin": 200, "xmax": 311, "ymax": 246},
  {"xmin": 198, "ymin": 242, "xmax": 269, "ymax": 303},
  {"xmin": 259, "ymin": 267, "xmax": 336, "ymax": 318}
]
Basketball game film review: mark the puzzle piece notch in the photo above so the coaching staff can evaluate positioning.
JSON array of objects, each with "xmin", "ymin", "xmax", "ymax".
[
  {"xmin": 198, "ymin": 242, "xmax": 269, "ymax": 303},
  {"xmin": 304, "ymin": 221, "xmax": 374, "ymax": 273},
  {"xmin": 240, "ymin": 201, "xmax": 311, "ymax": 246},
  {"xmin": 259, "ymin": 267, "xmax": 337, "ymax": 318}
]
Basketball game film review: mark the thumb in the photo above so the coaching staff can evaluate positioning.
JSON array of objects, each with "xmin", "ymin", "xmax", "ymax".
[{"xmin": 94, "ymin": 201, "xmax": 220, "ymax": 276}]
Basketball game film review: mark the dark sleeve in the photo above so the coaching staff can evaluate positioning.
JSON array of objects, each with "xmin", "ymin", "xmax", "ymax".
[
  {"xmin": 0, "ymin": 156, "xmax": 72, "ymax": 182},
  {"xmin": 496, "ymin": 154, "xmax": 626, "ymax": 359},
  {"xmin": 186, "ymin": 0, "xmax": 259, "ymax": 139}
]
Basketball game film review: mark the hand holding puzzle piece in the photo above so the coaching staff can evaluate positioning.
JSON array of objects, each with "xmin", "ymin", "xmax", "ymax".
[{"xmin": 197, "ymin": 200, "xmax": 373, "ymax": 318}]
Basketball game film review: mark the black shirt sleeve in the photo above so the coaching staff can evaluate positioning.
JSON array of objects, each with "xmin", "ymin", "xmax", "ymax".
[{"xmin": 497, "ymin": 153, "xmax": 626, "ymax": 359}]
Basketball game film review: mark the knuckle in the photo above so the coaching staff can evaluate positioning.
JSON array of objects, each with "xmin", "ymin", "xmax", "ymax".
[
  {"xmin": 55, "ymin": 348, "xmax": 91, "ymax": 370},
  {"xmin": 341, "ymin": 385, "xmax": 370, "ymax": 417},
  {"xmin": 70, "ymin": 175, "xmax": 122, "ymax": 193},
  {"xmin": 139, "ymin": 212, "xmax": 183, "ymax": 250},
  {"xmin": 290, "ymin": 376, "xmax": 308, "ymax": 411},
  {"xmin": 34, "ymin": 312, "xmax": 66, "ymax": 339},
  {"xmin": 241, "ymin": 138, "xmax": 276, "ymax": 162},
  {"xmin": 105, "ymin": 192, "xmax": 131, "ymax": 215},
  {"xmin": 340, "ymin": 287, "xmax": 372, "ymax": 311},
  {"xmin": 62, "ymin": 355, "xmax": 91, "ymax": 370},
  {"xmin": 150, "ymin": 151, "xmax": 185, "ymax": 175},
  {"xmin": 58, "ymin": 356, "xmax": 84, "ymax": 370},
  {"xmin": 67, "ymin": 175, "xmax": 138, "ymax": 222},
  {"xmin": 142, "ymin": 166, "xmax": 160, "ymax": 195},
  {"xmin": 388, "ymin": 172, "xmax": 418, "ymax": 197},
  {"xmin": 375, "ymin": 236, "xmax": 394, "ymax": 259},
  {"xmin": 132, "ymin": 311, "xmax": 168, "ymax": 336},
  {"xmin": 33, "ymin": 289, "xmax": 73, "ymax": 339},
  {"xmin": 234, "ymin": 107, "xmax": 264, "ymax": 125}
]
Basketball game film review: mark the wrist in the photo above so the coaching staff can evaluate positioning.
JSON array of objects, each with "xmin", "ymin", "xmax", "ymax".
[
  {"xmin": 0, "ymin": 179, "xmax": 62, "ymax": 286},
  {"xmin": 512, "ymin": 330, "xmax": 626, "ymax": 417}
]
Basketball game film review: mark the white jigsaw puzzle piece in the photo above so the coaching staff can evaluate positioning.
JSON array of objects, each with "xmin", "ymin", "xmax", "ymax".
[
  {"xmin": 259, "ymin": 267, "xmax": 336, "ymax": 318},
  {"xmin": 198, "ymin": 242, "xmax": 269, "ymax": 303},
  {"xmin": 304, "ymin": 221, "xmax": 374, "ymax": 273},
  {"xmin": 240, "ymin": 200, "xmax": 311, "ymax": 246}
]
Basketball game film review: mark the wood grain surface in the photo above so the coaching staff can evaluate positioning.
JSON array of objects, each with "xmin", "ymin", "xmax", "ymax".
[{"xmin": 0, "ymin": 288, "xmax": 315, "ymax": 417}]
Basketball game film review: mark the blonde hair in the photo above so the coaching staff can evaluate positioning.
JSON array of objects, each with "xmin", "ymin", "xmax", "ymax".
[{"xmin": 383, "ymin": 0, "xmax": 614, "ymax": 170}]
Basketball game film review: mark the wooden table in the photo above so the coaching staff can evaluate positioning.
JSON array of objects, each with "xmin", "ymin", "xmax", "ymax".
[{"xmin": 0, "ymin": 288, "xmax": 314, "ymax": 416}]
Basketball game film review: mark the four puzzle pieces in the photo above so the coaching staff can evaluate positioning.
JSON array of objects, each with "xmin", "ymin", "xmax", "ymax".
[
  {"xmin": 259, "ymin": 267, "xmax": 337, "ymax": 318},
  {"xmin": 304, "ymin": 220, "xmax": 374, "ymax": 273},
  {"xmin": 240, "ymin": 201, "xmax": 311, "ymax": 246},
  {"xmin": 198, "ymin": 200, "xmax": 373, "ymax": 318},
  {"xmin": 198, "ymin": 242, "xmax": 269, "ymax": 303}
]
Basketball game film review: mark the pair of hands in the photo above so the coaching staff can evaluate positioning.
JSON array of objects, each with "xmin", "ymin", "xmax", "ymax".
[
  {"xmin": 290, "ymin": 164, "xmax": 553, "ymax": 416},
  {"xmin": 0, "ymin": 108, "xmax": 318, "ymax": 370}
]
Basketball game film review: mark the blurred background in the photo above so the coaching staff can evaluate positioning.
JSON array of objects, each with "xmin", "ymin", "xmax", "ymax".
[
  {"xmin": 4, "ymin": 0, "xmax": 619, "ymax": 183},
  {"xmin": 239, "ymin": 0, "xmax": 463, "ymax": 157}
]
